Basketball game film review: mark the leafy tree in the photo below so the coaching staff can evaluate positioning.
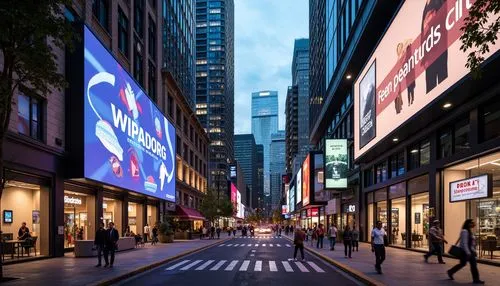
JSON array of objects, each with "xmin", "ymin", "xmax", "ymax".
[
  {"xmin": 199, "ymin": 189, "xmax": 235, "ymax": 224},
  {"xmin": 271, "ymin": 207, "xmax": 283, "ymax": 224},
  {"xmin": 0, "ymin": 0, "xmax": 75, "ymax": 279},
  {"xmin": 460, "ymin": 0, "xmax": 500, "ymax": 78}
]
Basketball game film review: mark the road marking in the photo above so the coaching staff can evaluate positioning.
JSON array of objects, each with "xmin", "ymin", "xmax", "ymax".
[
  {"xmin": 226, "ymin": 244, "xmax": 233, "ymax": 246},
  {"xmin": 239, "ymin": 260, "xmax": 250, "ymax": 271},
  {"xmin": 180, "ymin": 260, "xmax": 203, "ymax": 270},
  {"xmin": 210, "ymin": 260, "xmax": 227, "ymax": 271},
  {"xmin": 251, "ymin": 250, "xmax": 256, "ymax": 252},
  {"xmin": 240, "ymin": 244, "xmax": 245, "ymax": 247},
  {"xmin": 277, "ymin": 244, "xmax": 281, "ymax": 247},
  {"xmin": 224, "ymin": 260, "xmax": 239, "ymax": 271},
  {"xmin": 247, "ymin": 244, "xmax": 252, "ymax": 246},
  {"xmin": 218, "ymin": 244, "xmax": 225, "ymax": 247},
  {"xmin": 281, "ymin": 261, "xmax": 293, "ymax": 272},
  {"xmin": 255, "ymin": 244, "xmax": 259, "ymax": 247},
  {"xmin": 233, "ymin": 244, "xmax": 239, "ymax": 247},
  {"xmin": 250, "ymin": 254, "xmax": 255, "ymax": 257},
  {"xmin": 195, "ymin": 260, "xmax": 214, "ymax": 270},
  {"xmin": 269, "ymin": 244, "xmax": 273, "ymax": 247},
  {"xmin": 294, "ymin": 261, "xmax": 309, "ymax": 272},
  {"xmin": 307, "ymin": 261, "xmax": 325, "ymax": 273},
  {"xmin": 165, "ymin": 260, "xmax": 190, "ymax": 270},
  {"xmin": 254, "ymin": 260, "xmax": 262, "ymax": 271},
  {"xmin": 262, "ymin": 244, "xmax": 266, "ymax": 247},
  {"xmin": 285, "ymin": 244, "xmax": 291, "ymax": 247},
  {"xmin": 269, "ymin": 261, "xmax": 277, "ymax": 272}
]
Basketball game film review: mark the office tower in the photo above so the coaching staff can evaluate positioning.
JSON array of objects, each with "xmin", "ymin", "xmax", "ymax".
[
  {"xmin": 293, "ymin": 39, "xmax": 310, "ymax": 167},
  {"xmin": 256, "ymin": 144, "xmax": 264, "ymax": 209},
  {"xmin": 251, "ymin": 90, "xmax": 279, "ymax": 197},
  {"xmin": 269, "ymin": 131, "xmax": 286, "ymax": 212},
  {"xmin": 195, "ymin": 0, "xmax": 235, "ymax": 196},
  {"xmin": 286, "ymin": 85, "xmax": 298, "ymax": 173},
  {"xmin": 234, "ymin": 134, "xmax": 263, "ymax": 209}
]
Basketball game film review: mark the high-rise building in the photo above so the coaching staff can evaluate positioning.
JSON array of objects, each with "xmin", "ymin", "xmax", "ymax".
[
  {"xmin": 269, "ymin": 131, "xmax": 286, "ymax": 212},
  {"xmin": 256, "ymin": 144, "xmax": 264, "ymax": 209},
  {"xmin": 234, "ymin": 134, "xmax": 262, "ymax": 209},
  {"xmin": 162, "ymin": 0, "xmax": 196, "ymax": 108},
  {"xmin": 195, "ymin": 0, "xmax": 235, "ymax": 197},
  {"xmin": 293, "ymin": 39, "xmax": 310, "ymax": 167},
  {"xmin": 286, "ymin": 85, "xmax": 298, "ymax": 174},
  {"xmin": 251, "ymin": 90, "xmax": 279, "ymax": 196}
]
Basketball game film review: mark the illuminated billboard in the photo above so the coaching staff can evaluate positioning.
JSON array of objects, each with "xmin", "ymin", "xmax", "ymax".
[
  {"xmin": 314, "ymin": 153, "xmax": 327, "ymax": 202},
  {"xmin": 354, "ymin": 0, "xmax": 500, "ymax": 159},
  {"xmin": 296, "ymin": 168, "xmax": 302, "ymax": 204},
  {"xmin": 325, "ymin": 139, "xmax": 348, "ymax": 189},
  {"xmin": 289, "ymin": 184, "xmax": 295, "ymax": 213},
  {"xmin": 302, "ymin": 155, "xmax": 310, "ymax": 206},
  {"xmin": 83, "ymin": 26, "xmax": 175, "ymax": 201}
]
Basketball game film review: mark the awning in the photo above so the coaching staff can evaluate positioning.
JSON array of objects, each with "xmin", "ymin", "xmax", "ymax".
[{"xmin": 173, "ymin": 205, "xmax": 206, "ymax": 221}]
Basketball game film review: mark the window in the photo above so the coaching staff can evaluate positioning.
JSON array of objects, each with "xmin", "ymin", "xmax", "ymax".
[
  {"xmin": 481, "ymin": 97, "xmax": 500, "ymax": 141},
  {"xmin": 148, "ymin": 16, "xmax": 156, "ymax": 58},
  {"xmin": 375, "ymin": 161, "xmax": 388, "ymax": 183},
  {"xmin": 439, "ymin": 129, "xmax": 453, "ymax": 159},
  {"xmin": 454, "ymin": 118, "xmax": 470, "ymax": 153},
  {"xmin": 167, "ymin": 95, "xmax": 173, "ymax": 117},
  {"xmin": 134, "ymin": 0, "xmax": 144, "ymax": 38},
  {"xmin": 118, "ymin": 8, "xmax": 129, "ymax": 56},
  {"xmin": 364, "ymin": 168, "xmax": 373, "ymax": 187},
  {"xmin": 148, "ymin": 61, "xmax": 156, "ymax": 100},
  {"xmin": 420, "ymin": 140, "xmax": 430, "ymax": 166},
  {"xmin": 92, "ymin": 0, "xmax": 109, "ymax": 32},
  {"xmin": 390, "ymin": 151, "xmax": 405, "ymax": 178},
  {"xmin": 408, "ymin": 143, "xmax": 420, "ymax": 170},
  {"xmin": 17, "ymin": 92, "xmax": 42, "ymax": 140},
  {"xmin": 134, "ymin": 37, "xmax": 143, "ymax": 86}
]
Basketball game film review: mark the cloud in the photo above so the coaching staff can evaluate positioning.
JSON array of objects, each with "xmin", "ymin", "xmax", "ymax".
[{"xmin": 234, "ymin": 0, "xmax": 309, "ymax": 134}]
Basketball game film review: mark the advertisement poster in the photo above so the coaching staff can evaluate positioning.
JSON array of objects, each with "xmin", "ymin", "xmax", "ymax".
[
  {"xmin": 296, "ymin": 168, "xmax": 302, "ymax": 204},
  {"xmin": 231, "ymin": 183, "xmax": 238, "ymax": 214},
  {"xmin": 289, "ymin": 185, "xmax": 295, "ymax": 213},
  {"xmin": 230, "ymin": 164, "xmax": 237, "ymax": 178},
  {"xmin": 282, "ymin": 205, "xmax": 288, "ymax": 215},
  {"xmin": 32, "ymin": 210, "xmax": 40, "ymax": 224},
  {"xmin": 325, "ymin": 139, "xmax": 348, "ymax": 189},
  {"xmin": 359, "ymin": 61, "xmax": 376, "ymax": 148},
  {"xmin": 302, "ymin": 155, "xmax": 310, "ymax": 206},
  {"xmin": 314, "ymin": 153, "xmax": 327, "ymax": 202},
  {"xmin": 450, "ymin": 174, "xmax": 492, "ymax": 202},
  {"xmin": 83, "ymin": 27, "xmax": 176, "ymax": 202},
  {"xmin": 354, "ymin": 0, "xmax": 500, "ymax": 159}
]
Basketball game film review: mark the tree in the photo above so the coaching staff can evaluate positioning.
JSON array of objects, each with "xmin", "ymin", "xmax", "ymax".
[
  {"xmin": 460, "ymin": 0, "xmax": 500, "ymax": 78},
  {"xmin": 0, "ymin": 1, "xmax": 75, "ymax": 279},
  {"xmin": 199, "ymin": 189, "xmax": 235, "ymax": 225},
  {"xmin": 271, "ymin": 207, "xmax": 283, "ymax": 224}
]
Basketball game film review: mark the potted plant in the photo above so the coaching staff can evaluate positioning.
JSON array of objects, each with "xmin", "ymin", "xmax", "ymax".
[{"xmin": 159, "ymin": 221, "xmax": 174, "ymax": 243}]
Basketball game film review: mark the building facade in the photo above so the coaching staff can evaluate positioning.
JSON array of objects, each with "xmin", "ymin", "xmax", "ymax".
[
  {"xmin": 285, "ymin": 85, "xmax": 298, "ymax": 174},
  {"xmin": 251, "ymin": 90, "xmax": 278, "ymax": 198},
  {"xmin": 195, "ymin": 0, "xmax": 235, "ymax": 198},
  {"xmin": 234, "ymin": 134, "xmax": 262, "ymax": 209},
  {"xmin": 256, "ymin": 144, "xmax": 264, "ymax": 210},
  {"xmin": 269, "ymin": 131, "xmax": 286, "ymax": 212},
  {"xmin": 293, "ymin": 39, "xmax": 310, "ymax": 170}
]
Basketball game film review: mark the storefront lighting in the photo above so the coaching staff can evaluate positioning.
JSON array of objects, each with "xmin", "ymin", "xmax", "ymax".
[
  {"xmin": 443, "ymin": 102, "xmax": 452, "ymax": 109},
  {"xmin": 346, "ymin": 74, "xmax": 352, "ymax": 79},
  {"xmin": 410, "ymin": 149, "xmax": 418, "ymax": 153},
  {"xmin": 392, "ymin": 138, "xmax": 399, "ymax": 142}
]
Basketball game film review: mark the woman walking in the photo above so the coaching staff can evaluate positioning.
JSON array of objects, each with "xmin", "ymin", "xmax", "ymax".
[
  {"xmin": 447, "ymin": 219, "xmax": 484, "ymax": 284},
  {"xmin": 343, "ymin": 225, "xmax": 352, "ymax": 258}
]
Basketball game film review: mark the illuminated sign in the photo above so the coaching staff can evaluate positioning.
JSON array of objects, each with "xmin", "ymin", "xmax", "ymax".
[
  {"xmin": 302, "ymin": 155, "xmax": 310, "ymax": 206},
  {"xmin": 325, "ymin": 139, "xmax": 348, "ymax": 189},
  {"xmin": 450, "ymin": 174, "xmax": 492, "ymax": 203},
  {"xmin": 230, "ymin": 164, "xmax": 237, "ymax": 178},
  {"xmin": 83, "ymin": 26, "xmax": 176, "ymax": 202},
  {"xmin": 64, "ymin": 195, "xmax": 82, "ymax": 205},
  {"xmin": 282, "ymin": 205, "xmax": 288, "ymax": 215},
  {"xmin": 354, "ymin": 0, "xmax": 500, "ymax": 159},
  {"xmin": 296, "ymin": 168, "xmax": 302, "ymax": 204}
]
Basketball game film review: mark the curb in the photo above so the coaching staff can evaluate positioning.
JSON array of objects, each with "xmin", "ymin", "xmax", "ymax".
[
  {"xmin": 283, "ymin": 236, "xmax": 384, "ymax": 286},
  {"xmin": 92, "ymin": 238, "xmax": 230, "ymax": 286}
]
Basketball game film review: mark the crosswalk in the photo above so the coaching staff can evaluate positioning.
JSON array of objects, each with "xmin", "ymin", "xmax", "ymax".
[
  {"xmin": 224, "ymin": 236, "xmax": 284, "ymax": 239},
  {"xmin": 218, "ymin": 243, "xmax": 292, "ymax": 248},
  {"xmin": 166, "ymin": 259, "xmax": 326, "ymax": 273}
]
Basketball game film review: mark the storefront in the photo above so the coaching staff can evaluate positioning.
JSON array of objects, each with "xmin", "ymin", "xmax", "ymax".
[{"xmin": 63, "ymin": 189, "xmax": 96, "ymax": 249}]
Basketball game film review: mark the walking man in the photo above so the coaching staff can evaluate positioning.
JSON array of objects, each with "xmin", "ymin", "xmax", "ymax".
[
  {"xmin": 371, "ymin": 221, "xmax": 386, "ymax": 274},
  {"xmin": 293, "ymin": 227, "xmax": 306, "ymax": 261},
  {"xmin": 104, "ymin": 221, "xmax": 119, "ymax": 267},
  {"xmin": 343, "ymin": 225, "xmax": 353, "ymax": 258},
  {"xmin": 94, "ymin": 222, "xmax": 106, "ymax": 267},
  {"xmin": 328, "ymin": 224, "xmax": 338, "ymax": 251},
  {"xmin": 424, "ymin": 220, "xmax": 447, "ymax": 264},
  {"xmin": 316, "ymin": 224, "xmax": 325, "ymax": 249},
  {"xmin": 216, "ymin": 226, "xmax": 221, "ymax": 239},
  {"xmin": 352, "ymin": 226, "xmax": 360, "ymax": 252}
]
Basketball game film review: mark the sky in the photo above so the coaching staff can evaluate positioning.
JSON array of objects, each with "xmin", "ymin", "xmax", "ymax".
[{"xmin": 234, "ymin": 0, "xmax": 309, "ymax": 134}]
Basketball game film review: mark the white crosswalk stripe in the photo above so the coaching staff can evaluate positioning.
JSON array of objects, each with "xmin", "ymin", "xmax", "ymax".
[
  {"xmin": 269, "ymin": 261, "xmax": 277, "ymax": 272},
  {"xmin": 262, "ymin": 244, "xmax": 266, "ymax": 247},
  {"xmin": 307, "ymin": 261, "xmax": 325, "ymax": 273},
  {"xmin": 224, "ymin": 260, "xmax": 238, "ymax": 271},
  {"xmin": 254, "ymin": 260, "xmax": 262, "ymax": 271},
  {"xmin": 239, "ymin": 260, "xmax": 250, "ymax": 271},
  {"xmin": 255, "ymin": 244, "xmax": 259, "ymax": 247},
  {"xmin": 269, "ymin": 244, "xmax": 273, "ymax": 247},
  {"xmin": 166, "ymin": 260, "xmax": 190, "ymax": 270},
  {"xmin": 210, "ymin": 260, "xmax": 227, "ymax": 271},
  {"xmin": 282, "ymin": 261, "xmax": 293, "ymax": 272},
  {"xmin": 180, "ymin": 260, "xmax": 203, "ymax": 270},
  {"xmin": 226, "ymin": 244, "xmax": 233, "ymax": 246},
  {"xmin": 294, "ymin": 261, "xmax": 309, "ymax": 272},
  {"xmin": 240, "ymin": 244, "xmax": 245, "ymax": 247},
  {"xmin": 218, "ymin": 244, "xmax": 225, "ymax": 247},
  {"xmin": 233, "ymin": 244, "xmax": 239, "ymax": 247},
  {"xmin": 277, "ymin": 244, "xmax": 281, "ymax": 247},
  {"xmin": 247, "ymin": 244, "xmax": 252, "ymax": 246},
  {"xmin": 195, "ymin": 260, "xmax": 214, "ymax": 270},
  {"xmin": 286, "ymin": 244, "xmax": 291, "ymax": 247}
]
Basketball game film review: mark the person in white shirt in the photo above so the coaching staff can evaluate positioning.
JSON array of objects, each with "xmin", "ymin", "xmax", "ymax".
[
  {"xmin": 328, "ymin": 224, "xmax": 338, "ymax": 251},
  {"xmin": 371, "ymin": 221, "xmax": 386, "ymax": 274},
  {"xmin": 143, "ymin": 224, "xmax": 150, "ymax": 243}
]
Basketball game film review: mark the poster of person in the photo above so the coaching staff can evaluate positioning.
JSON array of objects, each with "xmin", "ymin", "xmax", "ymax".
[
  {"xmin": 359, "ymin": 61, "xmax": 376, "ymax": 148},
  {"xmin": 324, "ymin": 139, "xmax": 348, "ymax": 189}
]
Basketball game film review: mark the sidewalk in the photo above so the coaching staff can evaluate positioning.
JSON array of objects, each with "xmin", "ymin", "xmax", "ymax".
[
  {"xmin": 284, "ymin": 235, "xmax": 498, "ymax": 285},
  {"xmin": 3, "ymin": 238, "xmax": 227, "ymax": 286}
]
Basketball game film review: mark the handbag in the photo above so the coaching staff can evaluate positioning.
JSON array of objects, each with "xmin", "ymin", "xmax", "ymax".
[
  {"xmin": 383, "ymin": 234, "xmax": 389, "ymax": 246},
  {"xmin": 448, "ymin": 237, "xmax": 464, "ymax": 258}
]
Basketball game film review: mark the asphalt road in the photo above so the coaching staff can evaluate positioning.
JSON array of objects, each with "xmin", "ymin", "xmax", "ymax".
[{"xmin": 117, "ymin": 235, "xmax": 363, "ymax": 286}]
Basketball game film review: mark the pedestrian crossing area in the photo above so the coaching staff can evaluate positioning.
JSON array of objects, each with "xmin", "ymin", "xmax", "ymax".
[
  {"xmin": 228, "ymin": 236, "xmax": 284, "ymax": 239},
  {"xmin": 165, "ymin": 259, "xmax": 326, "ymax": 273},
  {"xmin": 218, "ymin": 243, "xmax": 291, "ymax": 248}
]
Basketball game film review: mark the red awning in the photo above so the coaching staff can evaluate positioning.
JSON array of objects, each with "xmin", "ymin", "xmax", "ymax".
[{"xmin": 174, "ymin": 205, "xmax": 206, "ymax": 221}]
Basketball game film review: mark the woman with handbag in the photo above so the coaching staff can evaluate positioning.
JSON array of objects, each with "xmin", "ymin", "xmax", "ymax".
[{"xmin": 447, "ymin": 219, "xmax": 484, "ymax": 284}]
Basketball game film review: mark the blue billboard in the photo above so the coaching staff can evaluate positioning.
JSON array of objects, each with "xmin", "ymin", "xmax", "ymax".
[{"xmin": 83, "ymin": 26, "xmax": 175, "ymax": 202}]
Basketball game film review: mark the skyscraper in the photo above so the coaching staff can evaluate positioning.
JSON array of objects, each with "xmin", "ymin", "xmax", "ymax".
[
  {"xmin": 269, "ymin": 130, "xmax": 286, "ymax": 212},
  {"xmin": 285, "ymin": 85, "xmax": 298, "ymax": 174},
  {"xmin": 234, "ymin": 134, "xmax": 262, "ymax": 209},
  {"xmin": 195, "ymin": 0, "xmax": 235, "ymax": 196},
  {"xmin": 293, "ymin": 39, "xmax": 310, "ymax": 166},
  {"xmin": 251, "ymin": 90, "xmax": 279, "ymax": 197},
  {"xmin": 256, "ymin": 144, "xmax": 264, "ymax": 209}
]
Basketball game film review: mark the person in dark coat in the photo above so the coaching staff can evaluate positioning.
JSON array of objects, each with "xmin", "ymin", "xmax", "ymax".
[
  {"xmin": 94, "ymin": 222, "xmax": 107, "ymax": 267},
  {"xmin": 104, "ymin": 221, "xmax": 119, "ymax": 267}
]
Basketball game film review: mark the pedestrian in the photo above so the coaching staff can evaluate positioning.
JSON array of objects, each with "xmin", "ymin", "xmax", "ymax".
[
  {"xmin": 104, "ymin": 221, "xmax": 119, "ymax": 267},
  {"xmin": 328, "ymin": 224, "xmax": 338, "ymax": 251},
  {"xmin": 144, "ymin": 224, "xmax": 150, "ymax": 243},
  {"xmin": 316, "ymin": 224, "xmax": 325, "ymax": 249},
  {"xmin": 447, "ymin": 219, "xmax": 484, "ymax": 284},
  {"xmin": 210, "ymin": 226, "xmax": 215, "ymax": 239},
  {"xmin": 227, "ymin": 227, "xmax": 231, "ymax": 237},
  {"xmin": 371, "ymin": 221, "xmax": 386, "ymax": 274},
  {"xmin": 233, "ymin": 228, "xmax": 236, "ymax": 237},
  {"xmin": 352, "ymin": 226, "xmax": 359, "ymax": 252},
  {"xmin": 216, "ymin": 226, "xmax": 221, "ymax": 239},
  {"xmin": 343, "ymin": 225, "xmax": 352, "ymax": 258},
  {"xmin": 151, "ymin": 224, "xmax": 158, "ymax": 245},
  {"xmin": 424, "ymin": 220, "xmax": 447, "ymax": 264},
  {"xmin": 278, "ymin": 226, "xmax": 282, "ymax": 237},
  {"xmin": 94, "ymin": 222, "xmax": 106, "ymax": 267},
  {"xmin": 293, "ymin": 227, "xmax": 306, "ymax": 262},
  {"xmin": 285, "ymin": 225, "xmax": 290, "ymax": 236},
  {"xmin": 290, "ymin": 225, "xmax": 294, "ymax": 234}
]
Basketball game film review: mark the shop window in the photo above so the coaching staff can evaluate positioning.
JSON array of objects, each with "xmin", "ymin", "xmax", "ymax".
[
  {"xmin": 375, "ymin": 161, "xmax": 388, "ymax": 183},
  {"xmin": 2, "ymin": 181, "xmax": 50, "ymax": 260},
  {"xmin": 92, "ymin": 0, "xmax": 109, "ymax": 32},
  {"xmin": 390, "ymin": 197, "xmax": 406, "ymax": 248},
  {"xmin": 408, "ymin": 175, "xmax": 429, "ymax": 195},
  {"xmin": 390, "ymin": 151, "xmax": 405, "ymax": 178},
  {"xmin": 454, "ymin": 118, "xmax": 470, "ymax": 153},
  {"xmin": 420, "ymin": 140, "xmax": 430, "ymax": 166},
  {"xmin": 439, "ymin": 129, "xmax": 453, "ymax": 159},
  {"xmin": 408, "ymin": 143, "xmax": 420, "ymax": 170},
  {"xmin": 103, "ymin": 198, "xmax": 122, "ymax": 235},
  {"xmin": 481, "ymin": 96, "xmax": 500, "ymax": 142},
  {"xmin": 17, "ymin": 92, "xmax": 42, "ymax": 141},
  {"xmin": 410, "ymin": 192, "xmax": 429, "ymax": 250},
  {"xmin": 118, "ymin": 8, "xmax": 129, "ymax": 56},
  {"xmin": 127, "ymin": 202, "xmax": 143, "ymax": 236},
  {"xmin": 64, "ymin": 191, "xmax": 96, "ymax": 249}
]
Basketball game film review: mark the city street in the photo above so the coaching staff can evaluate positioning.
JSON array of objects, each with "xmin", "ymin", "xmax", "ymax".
[{"xmin": 117, "ymin": 235, "xmax": 362, "ymax": 286}]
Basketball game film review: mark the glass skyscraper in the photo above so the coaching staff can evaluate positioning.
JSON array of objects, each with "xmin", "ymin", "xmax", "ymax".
[
  {"xmin": 195, "ymin": 0, "xmax": 235, "ymax": 194},
  {"xmin": 269, "ymin": 130, "xmax": 286, "ymax": 212},
  {"xmin": 234, "ymin": 134, "xmax": 263, "ymax": 209},
  {"xmin": 251, "ymin": 90, "xmax": 279, "ymax": 196}
]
